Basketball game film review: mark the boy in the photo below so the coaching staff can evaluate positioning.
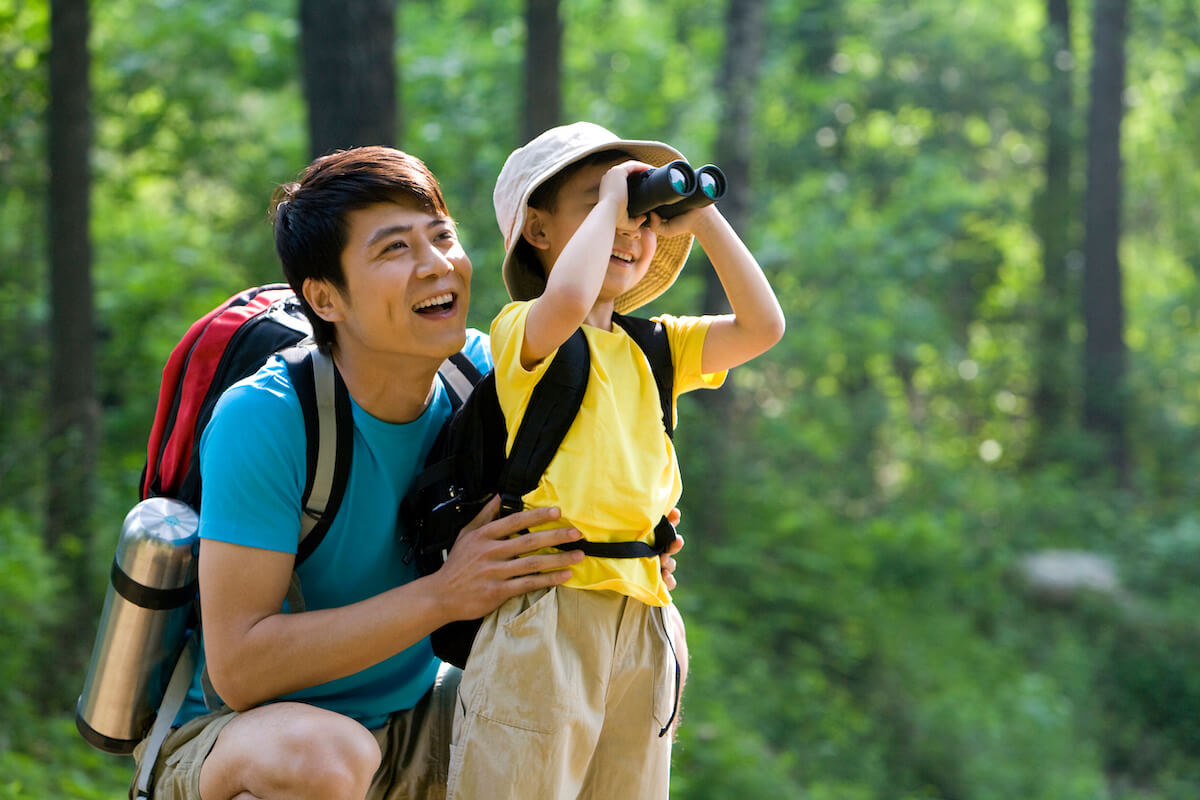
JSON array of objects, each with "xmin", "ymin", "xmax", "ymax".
[{"xmin": 447, "ymin": 122, "xmax": 784, "ymax": 798}]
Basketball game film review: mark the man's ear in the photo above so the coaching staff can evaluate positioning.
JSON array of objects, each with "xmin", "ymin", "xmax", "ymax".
[
  {"xmin": 302, "ymin": 278, "xmax": 345, "ymax": 323},
  {"xmin": 521, "ymin": 207, "xmax": 552, "ymax": 251}
]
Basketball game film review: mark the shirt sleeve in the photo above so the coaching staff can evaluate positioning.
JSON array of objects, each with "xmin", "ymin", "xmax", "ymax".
[
  {"xmin": 198, "ymin": 361, "xmax": 308, "ymax": 554},
  {"xmin": 462, "ymin": 327, "xmax": 493, "ymax": 375},
  {"xmin": 655, "ymin": 313, "xmax": 728, "ymax": 396}
]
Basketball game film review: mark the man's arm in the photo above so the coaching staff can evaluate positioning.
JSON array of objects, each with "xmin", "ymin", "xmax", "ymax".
[
  {"xmin": 649, "ymin": 206, "xmax": 785, "ymax": 374},
  {"xmin": 201, "ymin": 499, "xmax": 584, "ymax": 711}
]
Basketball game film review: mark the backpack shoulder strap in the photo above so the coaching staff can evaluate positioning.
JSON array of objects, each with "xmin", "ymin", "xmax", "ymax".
[
  {"xmin": 437, "ymin": 350, "xmax": 484, "ymax": 410},
  {"xmin": 280, "ymin": 342, "xmax": 353, "ymax": 567},
  {"xmin": 612, "ymin": 313, "xmax": 675, "ymax": 438},
  {"xmin": 495, "ymin": 329, "xmax": 590, "ymax": 515}
]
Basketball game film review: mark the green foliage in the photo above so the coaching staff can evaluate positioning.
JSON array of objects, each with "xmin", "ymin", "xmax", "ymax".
[
  {"xmin": 0, "ymin": 719, "xmax": 128, "ymax": 799},
  {"xmin": 0, "ymin": 509, "xmax": 62, "ymax": 740},
  {"xmin": 6, "ymin": 0, "xmax": 1200, "ymax": 796}
]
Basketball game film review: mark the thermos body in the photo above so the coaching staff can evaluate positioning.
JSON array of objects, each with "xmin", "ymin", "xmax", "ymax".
[{"xmin": 76, "ymin": 497, "xmax": 199, "ymax": 754}]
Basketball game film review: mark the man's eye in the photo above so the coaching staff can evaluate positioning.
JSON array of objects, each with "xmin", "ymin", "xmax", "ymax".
[{"xmin": 385, "ymin": 240, "xmax": 408, "ymax": 252}]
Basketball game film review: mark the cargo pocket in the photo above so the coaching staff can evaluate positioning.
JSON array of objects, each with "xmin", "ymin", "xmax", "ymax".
[{"xmin": 474, "ymin": 586, "xmax": 567, "ymax": 733}]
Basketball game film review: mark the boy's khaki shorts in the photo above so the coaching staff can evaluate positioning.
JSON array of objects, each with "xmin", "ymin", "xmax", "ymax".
[
  {"xmin": 129, "ymin": 663, "xmax": 459, "ymax": 800},
  {"xmin": 448, "ymin": 586, "xmax": 678, "ymax": 800}
]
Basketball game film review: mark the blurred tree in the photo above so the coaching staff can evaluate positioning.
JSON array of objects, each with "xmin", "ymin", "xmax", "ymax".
[
  {"xmin": 1031, "ymin": 0, "xmax": 1076, "ymax": 452},
  {"xmin": 44, "ymin": 0, "xmax": 97, "ymax": 700},
  {"xmin": 300, "ymin": 0, "xmax": 398, "ymax": 157},
  {"xmin": 693, "ymin": 0, "xmax": 765, "ymax": 544},
  {"xmin": 1082, "ymin": 0, "xmax": 1130, "ymax": 483},
  {"xmin": 522, "ymin": 0, "xmax": 561, "ymax": 142}
]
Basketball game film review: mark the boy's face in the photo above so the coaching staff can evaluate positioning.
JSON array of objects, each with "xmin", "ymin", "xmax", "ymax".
[
  {"xmin": 322, "ymin": 201, "xmax": 472, "ymax": 361},
  {"xmin": 534, "ymin": 159, "xmax": 657, "ymax": 304}
]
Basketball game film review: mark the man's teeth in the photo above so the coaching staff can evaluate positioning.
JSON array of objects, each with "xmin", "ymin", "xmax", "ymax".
[
  {"xmin": 612, "ymin": 253, "xmax": 634, "ymax": 263},
  {"xmin": 413, "ymin": 293, "xmax": 453, "ymax": 311}
]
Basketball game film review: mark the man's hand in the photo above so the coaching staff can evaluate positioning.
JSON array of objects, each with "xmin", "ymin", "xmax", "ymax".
[
  {"xmin": 430, "ymin": 496, "xmax": 585, "ymax": 623},
  {"xmin": 660, "ymin": 508, "xmax": 685, "ymax": 591}
]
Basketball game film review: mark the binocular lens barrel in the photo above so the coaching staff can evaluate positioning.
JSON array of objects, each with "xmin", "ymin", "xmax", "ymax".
[
  {"xmin": 656, "ymin": 164, "xmax": 727, "ymax": 219},
  {"xmin": 627, "ymin": 160, "xmax": 697, "ymax": 218}
]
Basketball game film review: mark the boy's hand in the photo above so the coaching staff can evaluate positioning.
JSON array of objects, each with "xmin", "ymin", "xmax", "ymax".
[{"xmin": 600, "ymin": 160, "xmax": 652, "ymax": 230}]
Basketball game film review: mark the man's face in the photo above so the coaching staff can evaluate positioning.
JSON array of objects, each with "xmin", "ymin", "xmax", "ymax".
[
  {"xmin": 331, "ymin": 201, "xmax": 472, "ymax": 361},
  {"xmin": 537, "ymin": 160, "xmax": 657, "ymax": 304}
]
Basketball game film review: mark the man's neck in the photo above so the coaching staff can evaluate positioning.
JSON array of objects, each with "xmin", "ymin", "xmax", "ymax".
[{"xmin": 330, "ymin": 340, "xmax": 442, "ymax": 424}]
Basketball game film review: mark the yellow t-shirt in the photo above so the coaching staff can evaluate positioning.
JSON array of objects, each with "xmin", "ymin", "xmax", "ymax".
[{"xmin": 490, "ymin": 300, "xmax": 727, "ymax": 606}]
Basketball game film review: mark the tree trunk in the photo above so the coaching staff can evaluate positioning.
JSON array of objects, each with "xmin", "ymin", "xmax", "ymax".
[
  {"xmin": 1031, "ymin": 0, "xmax": 1075, "ymax": 450},
  {"xmin": 46, "ymin": 0, "xmax": 98, "ymax": 701},
  {"xmin": 523, "ymin": 0, "xmax": 562, "ymax": 143},
  {"xmin": 1082, "ymin": 0, "xmax": 1129, "ymax": 483},
  {"xmin": 693, "ymin": 0, "xmax": 765, "ymax": 543},
  {"xmin": 300, "ymin": 0, "xmax": 398, "ymax": 158}
]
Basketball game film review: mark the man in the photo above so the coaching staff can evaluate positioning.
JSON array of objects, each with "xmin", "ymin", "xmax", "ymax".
[{"xmin": 130, "ymin": 146, "xmax": 684, "ymax": 799}]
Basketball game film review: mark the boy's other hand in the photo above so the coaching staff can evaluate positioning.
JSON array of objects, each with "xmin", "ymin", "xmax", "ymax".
[{"xmin": 646, "ymin": 202, "xmax": 719, "ymax": 240}]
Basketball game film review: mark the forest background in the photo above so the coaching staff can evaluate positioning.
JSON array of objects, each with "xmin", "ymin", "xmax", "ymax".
[{"xmin": 3, "ymin": 0, "xmax": 1200, "ymax": 797}]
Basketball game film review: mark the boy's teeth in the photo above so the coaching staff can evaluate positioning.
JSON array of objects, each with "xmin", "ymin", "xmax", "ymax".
[
  {"xmin": 612, "ymin": 253, "xmax": 634, "ymax": 263},
  {"xmin": 413, "ymin": 293, "xmax": 453, "ymax": 311}
]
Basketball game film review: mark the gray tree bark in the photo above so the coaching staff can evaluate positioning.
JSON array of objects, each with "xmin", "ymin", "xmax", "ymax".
[
  {"xmin": 300, "ymin": 0, "xmax": 398, "ymax": 158},
  {"xmin": 1032, "ymin": 0, "xmax": 1076, "ymax": 448},
  {"xmin": 1082, "ymin": 0, "xmax": 1130, "ymax": 483},
  {"xmin": 523, "ymin": 0, "xmax": 562, "ymax": 143},
  {"xmin": 46, "ymin": 0, "xmax": 99, "ymax": 700}
]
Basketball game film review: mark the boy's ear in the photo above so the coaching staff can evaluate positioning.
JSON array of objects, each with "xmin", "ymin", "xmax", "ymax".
[
  {"xmin": 302, "ymin": 277, "xmax": 346, "ymax": 323},
  {"xmin": 521, "ymin": 207, "xmax": 552, "ymax": 251}
]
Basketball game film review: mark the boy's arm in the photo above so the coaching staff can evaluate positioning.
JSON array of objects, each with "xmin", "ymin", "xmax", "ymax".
[
  {"xmin": 651, "ymin": 206, "xmax": 785, "ymax": 374},
  {"xmin": 521, "ymin": 162, "xmax": 649, "ymax": 367}
]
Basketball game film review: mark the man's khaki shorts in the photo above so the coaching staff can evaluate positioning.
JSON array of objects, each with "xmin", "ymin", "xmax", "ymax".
[{"xmin": 129, "ymin": 663, "xmax": 459, "ymax": 800}]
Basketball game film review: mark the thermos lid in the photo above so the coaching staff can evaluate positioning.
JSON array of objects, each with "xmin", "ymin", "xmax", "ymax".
[{"xmin": 116, "ymin": 497, "xmax": 199, "ymax": 588}]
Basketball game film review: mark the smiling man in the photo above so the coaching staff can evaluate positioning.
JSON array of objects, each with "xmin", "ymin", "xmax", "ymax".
[{"xmin": 126, "ymin": 147, "xmax": 684, "ymax": 800}]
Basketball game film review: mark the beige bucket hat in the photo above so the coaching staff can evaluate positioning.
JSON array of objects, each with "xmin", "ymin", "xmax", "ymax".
[{"xmin": 494, "ymin": 121, "xmax": 695, "ymax": 314}]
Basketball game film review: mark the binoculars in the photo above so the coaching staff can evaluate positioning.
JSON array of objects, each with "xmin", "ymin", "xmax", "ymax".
[{"xmin": 627, "ymin": 160, "xmax": 727, "ymax": 220}]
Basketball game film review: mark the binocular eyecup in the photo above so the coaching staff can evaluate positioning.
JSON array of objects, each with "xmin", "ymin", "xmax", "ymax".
[{"xmin": 627, "ymin": 161, "xmax": 727, "ymax": 221}]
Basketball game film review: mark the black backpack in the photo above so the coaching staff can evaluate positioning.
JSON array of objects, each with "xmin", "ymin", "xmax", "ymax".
[{"xmin": 402, "ymin": 313, "xmax": 680, "ymax": 668}]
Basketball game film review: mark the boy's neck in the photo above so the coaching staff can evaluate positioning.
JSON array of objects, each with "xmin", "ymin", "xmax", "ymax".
[{"xmin": 583, "ymin": 299, "xmax": 617, "ymax": 331}]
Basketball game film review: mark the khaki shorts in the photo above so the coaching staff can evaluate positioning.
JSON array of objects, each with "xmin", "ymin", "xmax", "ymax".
[
  {"xmin": 130, "ymin": 663, "xmax": 459, "ymax": 800},
  {"xmin": 448, "ymin": 587, "xmax": 679, "ymax": 800}
]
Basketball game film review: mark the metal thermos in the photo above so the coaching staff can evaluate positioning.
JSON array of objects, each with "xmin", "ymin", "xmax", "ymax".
[{"xmin": 76, "ymin": 497, "xmax": 199, "ymax": 754}]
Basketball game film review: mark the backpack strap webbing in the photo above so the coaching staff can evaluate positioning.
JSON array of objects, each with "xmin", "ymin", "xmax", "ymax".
[
  {"xmin": 439, "ymin": 351, "xmax": 483, "ymax": 409},
  {"xmin": 280, "ymin": 343, "xmax": 354, "ymax": 567},
  {"xmin": 495, "ymin": 329, "xmax": 590, "ymax": 517},
  {"xmin": 133, "ymin": 633, "xmax": 200, "ymax": 800},
  {"xmin": 612, "ymin": 313, "xmax": 675, "ymax": 438}
]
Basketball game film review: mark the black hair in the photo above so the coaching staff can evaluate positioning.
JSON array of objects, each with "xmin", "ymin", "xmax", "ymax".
[{"xmin": 270, "ymin": 147, "xmax": 450, "ymax": 350}]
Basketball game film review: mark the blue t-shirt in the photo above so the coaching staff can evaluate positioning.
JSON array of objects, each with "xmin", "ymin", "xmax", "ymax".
[{"xmin": 184, "ymin": 330, "xmax": 491, "ymax": 729}]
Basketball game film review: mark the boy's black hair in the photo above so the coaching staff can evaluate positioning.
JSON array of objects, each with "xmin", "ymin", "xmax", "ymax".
[
  {"xmin": 511, "ymin": 148, "xmax": 631, "ymax": 286},
  {"xmin": 270, "ymin": 147, "xmax": 450, "ymax": 351}
]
